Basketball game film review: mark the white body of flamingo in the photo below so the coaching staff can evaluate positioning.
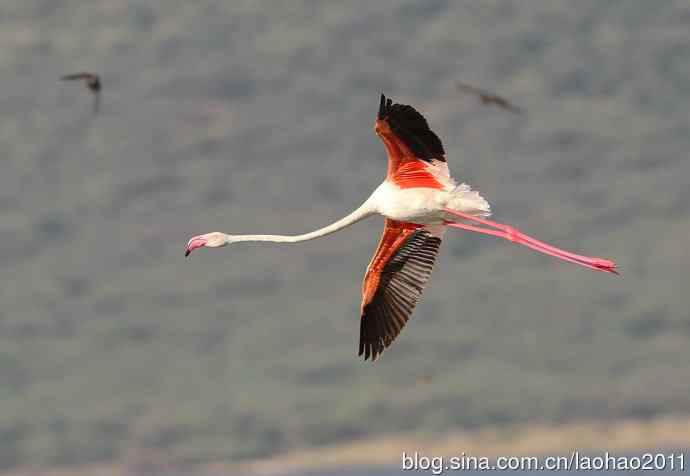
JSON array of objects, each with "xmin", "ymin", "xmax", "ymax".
[{"xmin": 186, "ymin": 94, "xmax": 617, "ymax": 361}]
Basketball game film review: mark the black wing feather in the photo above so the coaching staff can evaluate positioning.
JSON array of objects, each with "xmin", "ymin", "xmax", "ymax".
[
  {"xmin": 359, "ymin": 228, "xmax": 442, "ymax": 361},
  {"xmin": 378, "ymin": 93, "xmax": 446, "ymax": 162}
]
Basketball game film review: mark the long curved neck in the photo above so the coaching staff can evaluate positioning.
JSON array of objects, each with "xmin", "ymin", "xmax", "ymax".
[{"xmin": 229, "ymin": 197, "xmax": 377, "ymax": 244}]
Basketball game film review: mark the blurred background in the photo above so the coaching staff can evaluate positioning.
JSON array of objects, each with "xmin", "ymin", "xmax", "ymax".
[{"xmin": 0, "ymin": 1, "xmax": 689, "ymax": 475}]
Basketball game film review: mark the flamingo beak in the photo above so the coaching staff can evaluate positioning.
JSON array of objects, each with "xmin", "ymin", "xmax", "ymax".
[{"xmin": 185, "ymin": 236, "xmax": 207, "ymax": 257}]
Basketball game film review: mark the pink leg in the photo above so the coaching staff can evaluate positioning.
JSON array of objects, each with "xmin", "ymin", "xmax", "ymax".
[{"xmin": 443, "ymin": 208, "xmax": 618, "ymax": 274}]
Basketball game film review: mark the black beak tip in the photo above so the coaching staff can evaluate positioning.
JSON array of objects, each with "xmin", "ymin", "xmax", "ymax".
[{"xmin": 184, "ymin": 249, "xmax": 191, "ymax": 257}]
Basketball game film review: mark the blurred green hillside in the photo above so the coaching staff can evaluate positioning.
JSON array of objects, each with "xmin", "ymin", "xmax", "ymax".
[{"xmin": 0, "ymin": 0, "xmax": 689, "ymax": 470}]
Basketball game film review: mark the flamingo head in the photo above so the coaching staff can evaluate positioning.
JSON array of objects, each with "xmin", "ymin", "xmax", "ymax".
[{"xmin": 185, "ymin": 232, "xmax": 229, "ymax": 257}]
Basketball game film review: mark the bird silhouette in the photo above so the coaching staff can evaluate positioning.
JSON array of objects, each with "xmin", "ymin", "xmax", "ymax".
[
  {"xmin": 62, "ymin": 73, "xmax": 101, "ymax": 114},
  {"xmin": 457, "ymin": 81, "xmax": 523, "ymax": 115}
]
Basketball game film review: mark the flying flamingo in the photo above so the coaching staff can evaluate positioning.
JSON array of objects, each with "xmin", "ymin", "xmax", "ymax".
[{"xmin": 186, "ymin": 94, "xmax": 617, "ymax": 361}]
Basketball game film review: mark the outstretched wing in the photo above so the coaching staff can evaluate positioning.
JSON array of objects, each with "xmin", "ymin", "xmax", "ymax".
[
  {"xmin": 61, "ymin": 73, "xmax": 95, "ymax": 81},
  {"xmin": 375, "ymin": 94, "xmax": 446, "ymax": 176},
  {"xmin": 359, "ymin": 220, "xmax": 444, "ymax": 361},
  {"xmin": 457, "ymin": 80, "xmax": 492, "ymax": 97}
]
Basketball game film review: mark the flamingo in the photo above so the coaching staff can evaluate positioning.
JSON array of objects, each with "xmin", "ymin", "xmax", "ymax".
[{"xmin": 185, "ymin": 94, "xmax": 617, "ymax": 361}]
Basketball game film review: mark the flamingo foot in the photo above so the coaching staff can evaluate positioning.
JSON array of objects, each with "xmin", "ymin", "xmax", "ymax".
[{"xmin": 443, "ymin": 208, "xmax": 618, "ymax": 275}]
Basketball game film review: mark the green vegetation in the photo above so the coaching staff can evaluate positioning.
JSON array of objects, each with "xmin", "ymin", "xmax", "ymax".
[{"xmin": 0, "ymin": 0, "xmax": 689, "ymax": 470}]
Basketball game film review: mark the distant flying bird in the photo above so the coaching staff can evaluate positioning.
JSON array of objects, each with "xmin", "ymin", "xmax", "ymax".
[
  {"xmin": 61, "ymin": 73, "xmax": 101, "ymax": 114},
  {"xmin": 185, "ymin": 94, "xmax": 616, "ymax": 361},
  {"xmin": 457, "ymin": 81, "xmax": 523, "ymax": 114}
]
